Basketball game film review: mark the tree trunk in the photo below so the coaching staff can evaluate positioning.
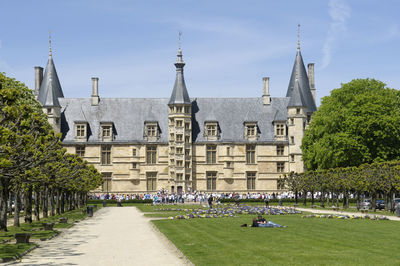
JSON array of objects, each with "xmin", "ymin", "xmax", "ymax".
[
  {"xmin": 34, "ymin": 188, "xmax": 40, "ymax": 221},
  {"xmin": 311, "ymin": 191, "xmax": 315, "ymax": 206},
  {"xmin": 303, "ymin": 190, "xmax": 307, "ymax": 206},
  {"xmin": 295, "ymin": 190, "xmax": 298, "ymax": 204},
  {"xmin": 25, "ymin": 188, "xmax": 33, "ymax": 223},
  {"xmin": 56, "ymin": 189, "xmax": 61, "ymax": 215},
  {"xmin": 61, "ymin": 191, "xmax": 65, "ymax": 214},
  {"xmin": 50, "ymin": 189, "xmax": 55, "ymax": 216},
  {"xmin": 8, "ymin": 192, "xmax": 13, "ymax": 217},
  {"xmin": 43, "ymin": 187, "xmax": 48, "ymax": 218},
  {"xmin": 356, "ymin": 193, "xmax": 360, "ymax": 210},
  {"xmin": 320, "ymin": 191, "xmax": 325, "ymax": 208},
  {"xmin": 372, "ymin": 193, "xmax": 377, "ymax": 212},
  {"xmin": 14, "ymin": 189, "xmax": 21, "ymax": 227},
  {"xmin": 343, "ymin": 191, "xmax": 347, "ymax": 208},
  {"xmin": 0, "ymin": 179, "xmax": 9, "ymax": 231}
]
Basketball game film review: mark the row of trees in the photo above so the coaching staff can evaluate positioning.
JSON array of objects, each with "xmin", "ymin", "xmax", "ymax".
[
  {"xmin": 283, "ymin": 161, "xmax": 400, "ymax": 211},
  {"xmin": 0, "ymin": 73, "xmax": 103, "ymax": 231}
]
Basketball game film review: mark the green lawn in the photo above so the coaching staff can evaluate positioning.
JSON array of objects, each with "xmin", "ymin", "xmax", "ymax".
[
  {"xmin": 0, "ymin": 243, "xmax": 36, "ymax": 260},
  {"xmin": 151, "ymin": 211, "xmax": 400, "ymax": 265}
]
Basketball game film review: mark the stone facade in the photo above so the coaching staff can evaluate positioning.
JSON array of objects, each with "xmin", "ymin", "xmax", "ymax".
[{"xmin": 35, "ymin": 44, "xmax": 317, "ymax": 194}]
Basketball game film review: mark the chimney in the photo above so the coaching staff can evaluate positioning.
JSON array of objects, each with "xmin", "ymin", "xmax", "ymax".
[
  {"xmin": 91, "ymin": 77, "xmax": 99, "ymax": 106},
  {"xmin": 262, "ymin": 77, "xmax": 271, "ymax": 105},
  {"xmin": 34, "ymin": 66, "xmax": 43, "ymax": 97},
  {"xmin": 307, "ymin": 63, "xmax": 316, "ymax": 103}
]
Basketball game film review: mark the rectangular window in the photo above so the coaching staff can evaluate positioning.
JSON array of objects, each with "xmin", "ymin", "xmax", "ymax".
[
  {"xmin": 291, "ymin": 154, "xmax": 295, "ymax": 162},
  {"xmin": 146, "ymin": 172, "xmax": 157, "ymax": 191},
  {"xmin": 246, "ymin": 145, "xmax": 255, "ymax": 164},
  {"xmin": 147, "ymin": 125, "xmax": 157, "ymax": 136},
  {"xmin": 247, "ymin": 172, "xmax": 256, "ymax": 190},
  {"xmin": 226, "ymin": 161, "xmax": 232, "ymax": 168},
  {"xmin": 276, "ymin": 124, "xmax": 285, "ymax": 136},
  {"xmin": 185, "ymin": 136, "xmax": 190, "ymax": 143},
  {"xmin": 277, "ymin": 162, "xmax": 285, "ymax": 173},
  {"xmin": 176, "ymin": 134, "xmax": 183, "ymax": 142},
  {"xmin": 247, "ymin": 125, "xmax": 256, "ymax": 136},
  {"xmin": 185, "ymin": 174, "xmax": 190, "ymax": 181},
  {"xmin": 296, "ymin": 108, "xmax": 300, "ymax": 114},
  {"xmin": 206, "ymin": 125, "xmax": 217, "ymax": 136},
  {"xmin": 184, "ymin": 106, "xmax": 190, "ymax": 113},
  {"xmin": 176, "ymin": 106, "xmax": 182, "ymax": 113},
  {"xmin": 185, "ymin": 123, "xmax": 190, "ymax": 130},
  {"xmin": 76, "ymin": 146, "xmax": 85, "ymax": 157},
  {"xmin": 132, "ymin": 148, "xmax": 137, "ymax": 157},
  {"xmin": 206, "ymin": 145, "xmax": 217, "ymax": 164},
  {"xmin": 227, "ymin": 147, "xmax": 231, "ymax": 156},
  {"xmin": 102, "ymin": 126, "xmax": 111, "ymax": 137},
  {"xmin": 176, "ymin": 160, "xmax": 183, "ymax": 167},
  {"xmin": 290, "ymin": 118, "xmax": 294, "ymax": 125},
  {"xmin": 185, "ymin": 149, "xmax": 190, "ymax": 156},
  {"xmin": 290, "ymin": 136, "xmax": 295, "ymax": 144},
  {"xmin": 102, "ymin": 172, "xmax": 112, "ymax": 192},
  {"xmin": 277, "ymin": 145, "xmax": 284, "ymax": 156},
  {"xmin": 101, "ymin": 145, "xmax": 111, "ymax": 165},
  {"xmin": 185, "ymin": 162, "xmax": 190, "ymax": 168},
  {"xmin": 176, "ymin": 147, "xmax": 183, "ymax": 154},
  {"xmin": 206, "ymin": 172, "xmax": 217, "ymax": 191},
  {"xmin": 76, "ymin": 124, "xmax": 86, "ymax": 137},
  {"xmin": 176, "ymin": 120, "xmax": 183, "ymax": 127},
  {"xmin": 146, "ymin": 146, "xmax": 157, "ymax": 164},
  {"xmin": 176, "ymin": 173, "xmax": 183, "ymax": 180}
]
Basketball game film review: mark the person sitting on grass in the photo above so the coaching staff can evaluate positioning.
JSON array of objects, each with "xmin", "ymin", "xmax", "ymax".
[{"xmin": 253, "ymin": 215, "xmax": 287, "ymax": 228}]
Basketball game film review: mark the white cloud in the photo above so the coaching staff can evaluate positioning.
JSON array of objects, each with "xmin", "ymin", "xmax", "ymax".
[{"xmin": 321, "ymin": 0, "xmax": 351, "ymax": 69}]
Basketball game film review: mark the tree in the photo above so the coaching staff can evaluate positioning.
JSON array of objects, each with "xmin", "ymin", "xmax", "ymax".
[{"xmin": 302, "ymin": 79, "xmax": 400, "ymax": 170}]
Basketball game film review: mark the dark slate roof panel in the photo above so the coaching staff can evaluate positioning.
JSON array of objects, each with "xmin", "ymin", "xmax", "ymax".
[
  {"xmin": 59, "ymin": 97, "xmax": 289, "ymax": 143},
  {"xmin": 286, "ymin": 51, "xmax": 316, "ymax": 113},
  {"xmin": 37, "ymin": 56, "xmax": 64, "ymax": 107}
]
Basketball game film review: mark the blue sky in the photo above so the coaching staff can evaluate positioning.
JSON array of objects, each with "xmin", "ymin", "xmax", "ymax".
[{"xmin": 0, "ymin": 0, "xmax": 399, "ymax": 105}]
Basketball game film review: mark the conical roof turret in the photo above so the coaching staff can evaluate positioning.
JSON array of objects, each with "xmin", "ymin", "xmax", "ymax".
[
  {"xmin": 37, "ymin": 41, "xmax": 64, "ymax": 107},
  {"xmin": 286, "ymin": 27, "xmax": 316, "ymax": 112},
  {"xmin": 168, "ymin": 48, "xmax": 191, "ymax": 105}
]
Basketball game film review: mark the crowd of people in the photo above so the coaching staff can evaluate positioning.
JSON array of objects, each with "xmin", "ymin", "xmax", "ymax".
[{"xmin": 90, "ymin": 189, "xmax": 359, "ymax": 205}]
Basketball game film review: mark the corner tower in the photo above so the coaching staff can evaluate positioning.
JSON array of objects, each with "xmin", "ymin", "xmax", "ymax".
[
  {"xmin": 168, "ymin": 46, "xmax": 193, "ymax": 194},
  {"xmin": 286, "ymin": 25, "xmax": 316, "ymax": 173},
  {"xmin": 37, "ymin": 35, "xmax": 64, "ymax": 133}
]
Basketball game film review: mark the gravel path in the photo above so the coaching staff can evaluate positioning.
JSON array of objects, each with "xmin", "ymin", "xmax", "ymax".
[
  {"xmin": 8, "ymin": 207, "xmax": 189, "ymax": 265},
  {"xmin": 296, "ymin": 207, "xmax": 400, "ymax": 221}
]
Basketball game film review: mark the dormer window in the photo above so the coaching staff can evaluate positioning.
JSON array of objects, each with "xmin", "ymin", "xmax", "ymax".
[
  {"xmin": 204, "ymin": 122, "xmax": 220, "ymax": 140},
  {"xmin": 275, "ymin": 123, "xmax": 285, "ymax": 136},
  {"xmin": 74, "ymin": 121, "xmax": 88, "ymax": 142},
  {"xmin": 144, "ymin": 121, "xmax": 159, "ymax": 141},
  {"xmin": 244, "ymin": 122, "xmax": 258, "ymax": 140},
  {"xmin": 100, "ymin": 122, "xmax": 114, "ymax": 141}
]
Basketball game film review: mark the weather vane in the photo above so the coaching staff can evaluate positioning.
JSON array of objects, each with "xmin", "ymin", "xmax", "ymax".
[
  {"xmin": 49, "ymin": 30, "xmax": 52, "ymax": 56},
  {"xmin": 297, "ymin": 24, "xmax": 300, "ymax": 51},
  {"xmin": 178, "ymin": 31, "xmax": 182, "ymax": 50}
]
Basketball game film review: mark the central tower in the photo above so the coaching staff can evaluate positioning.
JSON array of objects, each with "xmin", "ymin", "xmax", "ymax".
[{"xmin": 168, "ymin": 47, "xmax": 193, "ymax": 194}]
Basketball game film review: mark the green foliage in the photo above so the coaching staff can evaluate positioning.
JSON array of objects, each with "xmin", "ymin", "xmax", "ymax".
[
  {"xmin": 302, "ymin": 78, "xmax": 400, "ymax": 170},
  {"xmin": 0, "ymin": 73, "xmax": 103, "ymax": 231}
]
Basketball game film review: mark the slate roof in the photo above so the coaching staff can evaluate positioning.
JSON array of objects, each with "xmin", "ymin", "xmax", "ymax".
[
  {"xmin": 168, "ymin": 49, "xmax": 191, "ymax": 105},
  {"xmin": 286, "ymin": 50, "xmax": 316, "ymax": 113},
  {"xmin": 288, "ymin": 80, "xmax": 306, "ymax": 107},
  {"xmin": 60, "ymin": 97, "xmax": 289, "ymax": 144},
  {"xmin": 37, "ymin": 55, "xmax": 64, "ymax": 107}
]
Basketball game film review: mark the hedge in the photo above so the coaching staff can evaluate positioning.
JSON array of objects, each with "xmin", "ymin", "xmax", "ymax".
[{"xmin": 87, "ymin": 199, "xmax": 153, "ymax": 204}]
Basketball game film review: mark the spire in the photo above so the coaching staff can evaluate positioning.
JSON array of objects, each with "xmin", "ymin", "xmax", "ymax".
[
  {"xmin": 49, "ymin": 30, "xmax": 52, "ymax": 57},
  {"xmin": 37, "ymin": 34, "xmax": 64, "ymax": 107},
  {"xmin": 286, "ymin": 26, "xmax": 316, "ymax": 113},
  {"xmin": 168, "ymin": 33, "xmax": 191, "ymax": 105},
  {"xmin": 297, "ymin": 24, "xmax": 300, "ymax": 51}
]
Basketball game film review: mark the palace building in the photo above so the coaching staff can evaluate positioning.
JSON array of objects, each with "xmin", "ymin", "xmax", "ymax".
[{"xmin": 34, "ymin": 38, "xmax": 317, "ymax": 194}]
